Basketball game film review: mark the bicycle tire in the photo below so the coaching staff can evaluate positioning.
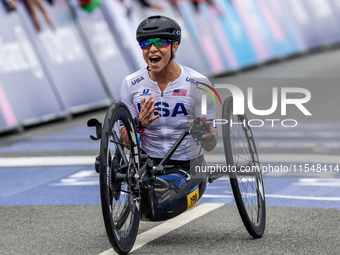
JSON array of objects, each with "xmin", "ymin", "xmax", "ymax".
[
  {"xmin": 222, "ymin": 96, "xmax": 266, "ymax": 238},
  {"xmin": 99, "ymin": 101, "xmax": 140, "ymax": 254}
]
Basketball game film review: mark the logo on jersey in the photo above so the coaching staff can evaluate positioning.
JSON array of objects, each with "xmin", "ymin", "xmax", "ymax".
[
  {"xmin": 186, "ymin": 77, "xmax": 200, "ymax": 86},
  {"xmin": 137, "ymin": 102, "xmax": 188, "ymax": 117},
  {"xmin": 131, "ymin": 76, "xmax": 144, "ymax": 85},
  {"xmin": 140, "ymin": 89, "xmax": 151, "ymax": 96},
  {"xmin": 186, "ymin": 77, "xmax": 222, "ymax": 106}
]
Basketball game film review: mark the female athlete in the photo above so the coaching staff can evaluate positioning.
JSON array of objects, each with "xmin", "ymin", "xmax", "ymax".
[{"xmin": 120, "ymin": 15, "xmax": 217, "ymax": 173}]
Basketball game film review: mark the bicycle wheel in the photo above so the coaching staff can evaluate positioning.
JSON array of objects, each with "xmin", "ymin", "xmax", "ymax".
[
  {"xmin": 222, "ymin": 96, "xmax": 266, "ymax": 238},
  {"xmin": 99, "ymin": 101, "xmax": 140, "ymax": 254}
]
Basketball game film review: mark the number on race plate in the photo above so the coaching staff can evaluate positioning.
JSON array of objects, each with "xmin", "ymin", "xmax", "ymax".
[{"xmin": 187, "ymin": 185, "xmax": 199, "ymax": 209}]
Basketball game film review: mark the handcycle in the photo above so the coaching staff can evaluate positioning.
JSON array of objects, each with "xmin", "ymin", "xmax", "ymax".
[{"xmin": 88, "ymin": 96, "xmax": 265, "ymax": 254}]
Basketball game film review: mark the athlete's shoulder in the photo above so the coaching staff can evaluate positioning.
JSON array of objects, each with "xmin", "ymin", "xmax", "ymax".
[
  {"xmin": 124, "ymin": 68, "xmax": 148, "ymax": 86},
  {"xmin": 180, "ymin": 65, "xmax": 208, "ymax": 79}
]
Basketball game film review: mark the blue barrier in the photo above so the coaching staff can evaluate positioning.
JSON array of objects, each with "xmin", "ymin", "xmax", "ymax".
[
  {"xmin": 303, "ymin": 0, "xmax": 340, "ymax": 47},
  {"xmin": 0, "ymin": 4, "xmax": 63, "ymax": 132},
  {"xmin": 201, "ymin": 2, "xmax": 238, "ymax": 71},
  {"xmin": 70, "ymin": 5, "xmax": 134, "ymax": 101},
  {"xmin": 100, "ymin": 0, "xmax": 146, "ymax": 72},
  {"xmin": 215, "ymin": 0, "xmax": 258, "ymax": 68},
  {"xmin": 232, "ymin": 0, "xmax": 287, "ymax": 62},
  {"xmin": 16, "ymin": 0, "xmax": 110, "ymax": 114},
  {"xmin": 284, "ymin": 0, "xmax": 327, "ymax": 49},
  {"xmin": 256, "ymin": 0, "xmax": 296, "ymax": 58},
  {"xmin": 1, "ymin": 0, "xmax": 340, "ymax": 132},
  {"xmin": 329, "ymin": 0, "xmax": 340, "ymax": 27},
  {"xmin": 0, "ymin": 112, "xmax": 7, "ymax": 131},
  {"xmin": 265, "ymin": 0, "xmax": 308, "ymax": 54},
  {"xmin": 0, "ymin": 79, "xmax": 18, "ymax": 132},
  {"xmin": 178, "ymin": 2, "xmax": 226, "ymax": 75}
]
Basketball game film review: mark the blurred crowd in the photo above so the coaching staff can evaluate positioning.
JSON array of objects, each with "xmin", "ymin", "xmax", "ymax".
[{"xmin": 2, "ymin": 0, "xmax": 224, "ymax": 32}]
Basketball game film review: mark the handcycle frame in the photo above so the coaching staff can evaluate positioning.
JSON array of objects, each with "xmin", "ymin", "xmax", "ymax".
[
  {"xmin": 89, "ymin": 111, "xmax": 212, "ymax": 217},
  {"xmin": 88, "ymin": 97, "xmax": 265, "ymax": 254}
]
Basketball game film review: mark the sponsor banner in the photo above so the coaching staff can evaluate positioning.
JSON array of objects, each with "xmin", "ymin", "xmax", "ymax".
[
  {"xmin": 0, "ymin": 112, "xmax": 7, "ymax": 132},
  {"xmin": 100, "ymin": 0, "xmax": 146, "ymax": 72},
  {"xmin": 303, "ymin": 0, "xmax": 340, "ymax": 46},
  {"xmin": 283, "ymin": 0, "xmax": 333, "ymax": 49},
  {"xmin": 0, "ymin": 79, "xmax": 18, "ymax": 131},
  {"xmin": 214, "ymin": 0, "xmax": 258, "ymax": 68},
  {"xmin": 70, "ymin": 6, "xmax": 133, "ymax": 101},
  {"xmin": 135, "ymin": 0, "xmax": 210, "ymax": 75},
  {"xmin": 16, "ymin": 0, "xmax": 110, "ymax": 113},
  {"xmin": 328, "ymin": 0, "xmax": 340, "ymax": 27},
  {"xmin": 256, "ymin": 0, "xmax": 298, "ymax": 57},
  {"xmin": 232, "ymin": 0, "xmax": 291, "ymax": 62},
  {"xmin": 0, "ymin": 4, "xmax": 63, "ymax": 130},
  {"xmin": 264, "ymin": 0, "xmax": 308, "ymax": 54},
  {"xmin": 201, "ymin": 2, "xmax": 238, "ymax": 71},
  {"xmin": 177, "ymin": 1, "xmax": 225, "ymax": 75}
]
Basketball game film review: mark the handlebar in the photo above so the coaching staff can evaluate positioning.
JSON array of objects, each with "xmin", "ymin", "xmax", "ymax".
[
  {"xmin": 190, "ymin": 117, "xmax": 215, "ymax": 142},
  {"xmin": 141, "ymin": 117, "xmax": 215, "ymax": 175}
]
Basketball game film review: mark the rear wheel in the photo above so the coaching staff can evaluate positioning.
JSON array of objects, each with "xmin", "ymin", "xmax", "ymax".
[
  {"xmin": 222, "ymin": 97, "xmax": 266, "ymax": 238},
  {"xmin": 99, "ymin": 101, "xmax": 141, "ymax": 254}
]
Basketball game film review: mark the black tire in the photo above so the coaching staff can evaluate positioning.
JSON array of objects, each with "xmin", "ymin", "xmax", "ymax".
[
  {"xmin": 99, "ymin": 101, "xmax": 141, "ymax": 254},
  {"xmin": 222, "ymin": 97, "xmax": 266, "ymax": 238}
]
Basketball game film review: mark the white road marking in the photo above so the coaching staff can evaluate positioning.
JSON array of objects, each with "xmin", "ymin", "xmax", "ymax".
[
  {"xmin": 0, "ymin": 154, "xmax": 338, "ymax": 168},
  {"xmin": 98, "ymin": 203, "xmax": 224, "ymax": 255},
  {"xmin": 202, "ymin": 194, "xmax": 340, "ymax": 201},
  {"xmin": 0, "ymin": 156, "xmax": 95, "ymax": 167},
  {"xmin": 50, "ymin": 170, "xmax": 98, "ymax": 186},
  {"xmin": 51, "ymin": 181, "xmax": 98, "ymax": 186},
  {"xmin": 293, "ymin": 178, "xmax": 340, "ymax": 187}
]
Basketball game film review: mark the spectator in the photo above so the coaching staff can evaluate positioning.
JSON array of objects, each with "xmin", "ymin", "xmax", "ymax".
[
  {"xmin": 24, "ymin": 0, "xmax": 55, "ymax": 32},
  {"xmin": 119, "ymin": 0, "xmax": 162, "ymax": 17},
  {"xmin": 3, "ymin": 0, "xmax": 18, "ymax": 11}
]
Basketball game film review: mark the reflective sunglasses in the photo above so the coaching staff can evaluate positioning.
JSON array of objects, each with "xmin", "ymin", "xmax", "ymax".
[{"xmin": 140, "ymin": 38, "xmax": 171, "ymax": 50}]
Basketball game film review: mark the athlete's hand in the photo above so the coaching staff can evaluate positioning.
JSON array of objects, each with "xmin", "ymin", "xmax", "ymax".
[
  {"xmin": 199, "ymin": 116, "xmax": 215, "ymax": 139},
  {"xmin": 189, "ymin": 116, "xmax": 214, "ymax": 139},
  {"xmin": 189, "ymin": 116, "xmax": 218, "ymax": 151},
  {"xmin": 139, "ymin": 97, "xmax": 160, "ymax": 128}
]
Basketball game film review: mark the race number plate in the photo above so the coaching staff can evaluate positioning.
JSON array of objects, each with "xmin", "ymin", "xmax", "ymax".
[{"xmin": 187, "ymin": 184, "xmax": 199, "ymax": 209}]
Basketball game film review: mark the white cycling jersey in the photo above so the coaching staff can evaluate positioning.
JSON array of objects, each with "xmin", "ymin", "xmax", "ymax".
[{"xmin": 120, "ymin": 64, "xmax": 216, "ymax": 161}]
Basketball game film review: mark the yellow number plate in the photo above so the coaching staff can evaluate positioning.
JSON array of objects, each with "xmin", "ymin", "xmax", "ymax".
[{"xmin": 187, "ymin": 185, "xmax": 199, "ymax": 209}]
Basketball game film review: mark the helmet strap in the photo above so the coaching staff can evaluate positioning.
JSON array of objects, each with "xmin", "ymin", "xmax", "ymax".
[{"xmin": 163, "ymin": 41, "xmax": 174, "ymax": 71}]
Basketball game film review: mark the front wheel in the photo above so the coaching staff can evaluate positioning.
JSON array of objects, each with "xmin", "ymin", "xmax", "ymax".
[
  {"xmin": 99, "ymin": 101, "xmax": 141, "ymax": 254},
  {"xmin": 222, "ymin": 97, "xmax": 266, "ymax": 238}
]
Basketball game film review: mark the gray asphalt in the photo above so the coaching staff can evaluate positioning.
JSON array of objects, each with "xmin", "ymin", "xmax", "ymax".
[
  {"xmin": 134, "ymin": 205, "xmax": 340, "ymax": 255},
  {"xmin": 1, "ymin": 205, "xmax": 340, "ymax": 255},
  {"xmin": 1, "ymin": 48, "xmax": 340, "ymax": 254}
]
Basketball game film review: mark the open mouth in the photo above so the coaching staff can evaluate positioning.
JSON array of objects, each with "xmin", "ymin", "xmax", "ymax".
[{"xmin": 149, "ymin": 56, "xmax": 162, "ymax": 65}]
